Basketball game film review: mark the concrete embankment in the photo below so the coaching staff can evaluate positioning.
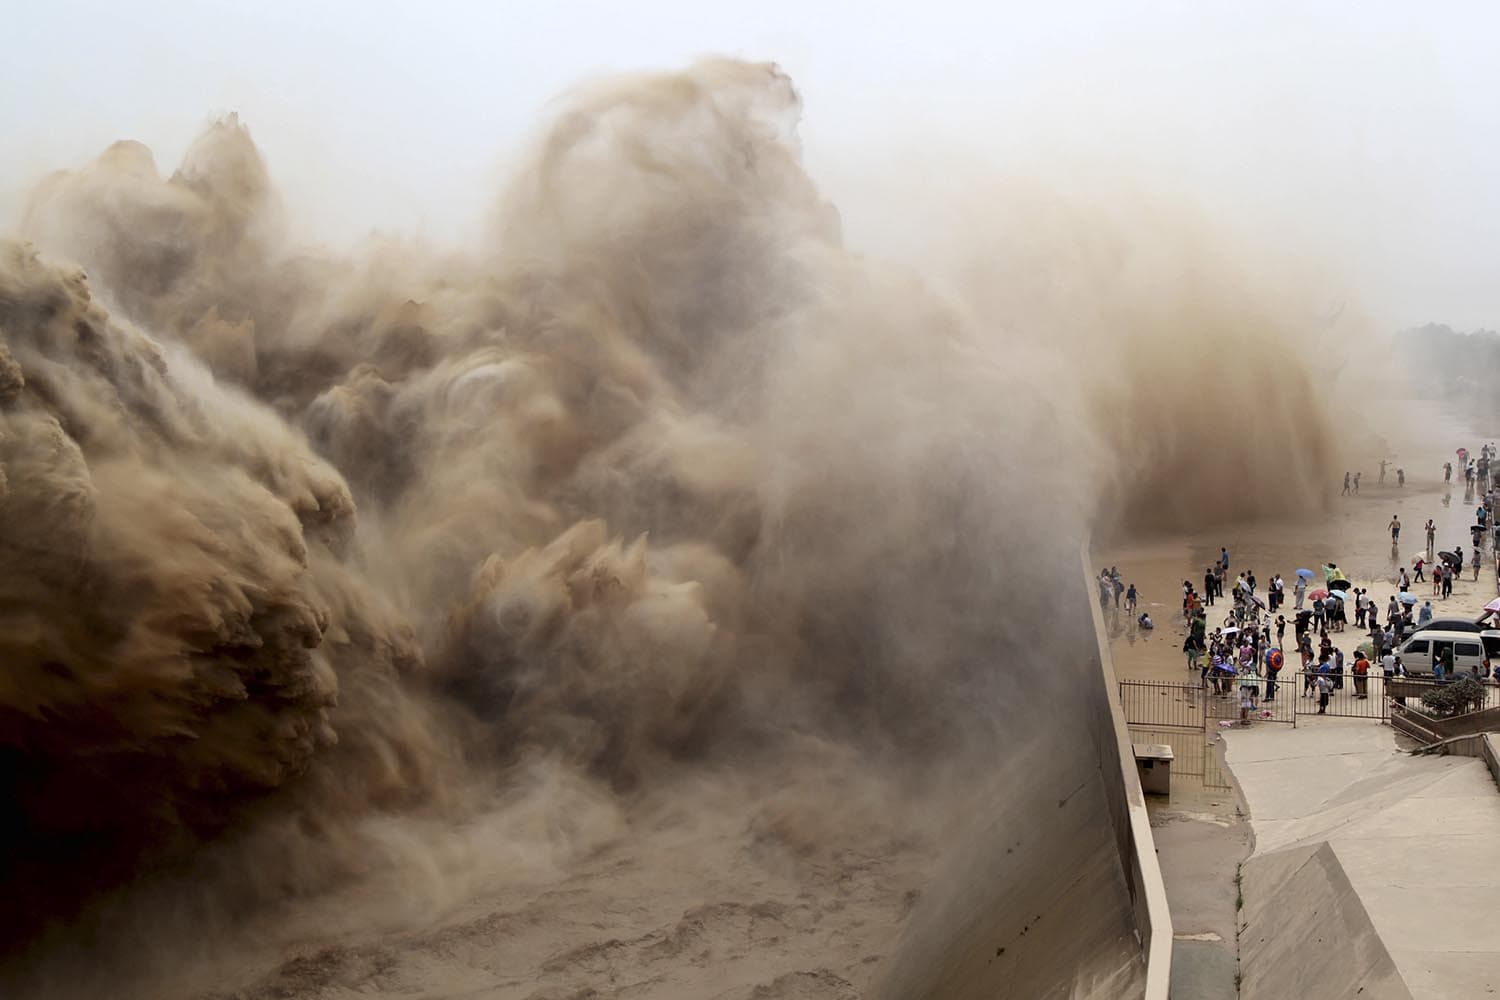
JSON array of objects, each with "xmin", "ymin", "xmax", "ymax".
[
  {"xmin": 871, "ymin": 555, "xmax": 1170, "ymax": 999},
  {"xmin": 1226, "ymin": 719, "xmax": 1500, "ymax": 999}
]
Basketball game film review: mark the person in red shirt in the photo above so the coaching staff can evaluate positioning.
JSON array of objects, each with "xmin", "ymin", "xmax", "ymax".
[{"xmin": 1352, "ymin": 652, "xmax": 1371, "ymax": 699}]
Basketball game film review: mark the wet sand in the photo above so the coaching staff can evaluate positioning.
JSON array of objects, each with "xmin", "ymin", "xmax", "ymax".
[{"xmin": 1099, "ymin": 401, "xmax": 1499, "ymax": 685}]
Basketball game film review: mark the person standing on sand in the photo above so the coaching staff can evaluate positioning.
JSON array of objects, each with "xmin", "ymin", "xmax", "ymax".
[
  {"xmin": 1419, "ymin": 600, "xmax": 1433, "ymax": 625},
  {"xmin": 1294, "ymin": 574, "xmax": 1307, "ymax": 610},
  {"xmin": 1397, "ymin": 468, "xmax": 1405, "ymax": 487},
  {"xmin": 1398, "ymin": 567, "xmax": 1410, "ymax": 592},
  {"xmin": 1342, "ymin": 472, "xmax": 1352, "ymax": 496},
  {"xmin": 1353, "ymin": 472, "xmax": 1362, "ymax": 493},
  {"xmin": 1426, "ymin": 519, "xmax": 1437, "ymax": 553},
  {"xmin": 1315, "ymin": 659, "xmax": 1333, "ymax": 713},
  {"xmin": 1353, "ymin": 650, "xmax": 1370, "ymax": 699},
  {"xmin": 1220, "ymin": 547, "xmax": 1230, "ymax": 573},
  {"xmin": 1474, "ymin": 549, "xmax": 1483, "ymax": 581},
  {"xmin": 1380, "ymin": 459, "xmax": 1388, "ymax": 483},
  {"xmin": 1203, "ymin": 567, "xmax": 1216, "ymax": 606},
  {"xmin": 1445, "ymin": 461, "xmax": 1453, "ymax": 483},
  {"xmin": 1390, "ymin": 515, "xmax": 1401, "ymax": 544},
  {"xmin": 1125, "ymin": 583, "xmax": 1137, "ymax": 613}
]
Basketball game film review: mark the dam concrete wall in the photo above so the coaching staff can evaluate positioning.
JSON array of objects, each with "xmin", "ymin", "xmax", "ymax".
[{"xmin": 870, "ymin": 552, "xmax": 1170, "ymax": 999}]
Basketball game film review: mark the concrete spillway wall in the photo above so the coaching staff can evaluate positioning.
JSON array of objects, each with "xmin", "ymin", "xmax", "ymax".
[{"xmin": 870, "ymin": 552, "xmax": 1170, "ymax": 999}]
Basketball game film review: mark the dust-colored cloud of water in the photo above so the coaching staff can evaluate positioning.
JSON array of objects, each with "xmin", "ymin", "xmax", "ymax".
[{"xmin": 0, "ymin": 58, "xmax": 1338, "ymax": 997}]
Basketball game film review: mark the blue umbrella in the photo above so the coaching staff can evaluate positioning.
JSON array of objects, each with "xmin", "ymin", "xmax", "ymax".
[
  {"xmin": 1295, "ymin": 568, "xmax": 1316, "ymax": 580},
  {"xmin": 1399, "ymin": 592, "xmax": 1419, "ymax": 605}
]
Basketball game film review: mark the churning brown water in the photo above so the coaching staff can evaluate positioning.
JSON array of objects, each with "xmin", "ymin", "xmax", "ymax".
[{"xmin": 0, "ymin": 58, "xmax": 1347, "ymax": 999}]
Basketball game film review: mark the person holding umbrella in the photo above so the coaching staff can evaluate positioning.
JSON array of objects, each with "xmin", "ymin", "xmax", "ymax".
[
  {"xmin": 1413, "ymin": 554, "xmax": 1426, "ymax": 583},
  {"xmin": 1478, "ymin": 597, "xmax": 1500, "ymax": 625},
  {"xmin": 1265, "ymin": 646, "xmax": 1284, "ymax": 701},
  {"xmin": 1392, "ymin": 590, "xmax": 1416, "ymax": 629}
]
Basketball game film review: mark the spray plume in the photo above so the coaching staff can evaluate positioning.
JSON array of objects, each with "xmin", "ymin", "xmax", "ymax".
[{"xmin": 1, "ymin": 58, "xmax": 1334, "ymax": 998}]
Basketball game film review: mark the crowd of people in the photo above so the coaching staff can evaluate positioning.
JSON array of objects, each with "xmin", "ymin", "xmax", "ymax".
[{"xmin": 1108, "ymin": 453, "xmax": 1500, "ymax": 723}]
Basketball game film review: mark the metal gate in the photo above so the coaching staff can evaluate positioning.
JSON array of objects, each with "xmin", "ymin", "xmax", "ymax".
[
  {"xmin": 1125, "ymin": 725, "xmax": 1231, "ymax": 790},
  {"xmin": 1120, "ymin": 677, "xmax": 1297, "ymax": 729},
  {"xmin": 1293, "ymin": 670, "xmax": 1390, "ymax": 720},
  {"xmin": 1118, "ymin": 677, "xmax": 1296, "ymax": 793},
  {"xmin": 1118, "ymin": 679, "xmax": 1203, "ymax": 730}
]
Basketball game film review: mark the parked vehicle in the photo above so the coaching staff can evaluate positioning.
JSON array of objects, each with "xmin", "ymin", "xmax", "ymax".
[
  {"xmin": 1409, "ymin": 619, "xmax": 1500, "ymax": 658},
  {"xmin": 1398, "ymin": 630, "xmax": 1492, "ymax": 675}
]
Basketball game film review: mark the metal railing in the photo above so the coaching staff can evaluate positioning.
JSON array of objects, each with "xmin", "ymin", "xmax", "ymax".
[
  {"xmin": 1126, "ymin": 725, "xmax": 1231, "ymax": 790},
  {"xmin": 1120, "ymin": 676, "xmax": 1296, "ymax": 728},
  {"xmin": 1118, "ymin": 678, "xmax": 1204, "ymax": 730},
  {"xmin": 1295, "ymin": 670, "xmax": 1500, "ymax": 720}
]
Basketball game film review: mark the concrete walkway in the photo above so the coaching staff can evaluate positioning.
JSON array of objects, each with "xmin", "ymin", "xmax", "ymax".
[
  {"xmin": 1150, "ymin": 802, "xmax": 1247, "ymax": 1000},
  {"xmin": 1223, "ymin": 718, "xmax": 1500, "ymax": 999}
]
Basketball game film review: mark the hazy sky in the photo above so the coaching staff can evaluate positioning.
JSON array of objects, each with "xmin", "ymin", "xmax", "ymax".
[{"xmin": 5, "ymin": 0, "xmax": 1499, "ymax": 330}]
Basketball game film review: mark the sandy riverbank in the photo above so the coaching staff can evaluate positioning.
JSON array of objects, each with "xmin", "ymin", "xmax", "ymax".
[{"xmin": 1098, "ymin": 406, "xmax": 1499, "ymax": 685}]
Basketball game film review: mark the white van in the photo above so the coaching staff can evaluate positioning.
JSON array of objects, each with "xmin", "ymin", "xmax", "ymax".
[{"xmin": 1397, "ymin": 630, "xmax": 1491, "ymax": 676}]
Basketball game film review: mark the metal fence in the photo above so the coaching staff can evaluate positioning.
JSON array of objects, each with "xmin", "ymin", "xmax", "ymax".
[
  {"xmin": 1121, "ymin": 677, "xmax": 1296, "ymax": 729},
  {"xmin": 1118, "ymin": 679, "xmax": 1204, "ymax": 730},
  {"xmin": 1293, "ymin": 670, "xmax": 1390, "ymax": 719},
  {"xmin": 1295, "ymin": 671, "xmax": 1500, "ymax": 720},
  {"xmin": 1126, "ymin": 725, "xmax": 1231, "ymax": 790}
]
